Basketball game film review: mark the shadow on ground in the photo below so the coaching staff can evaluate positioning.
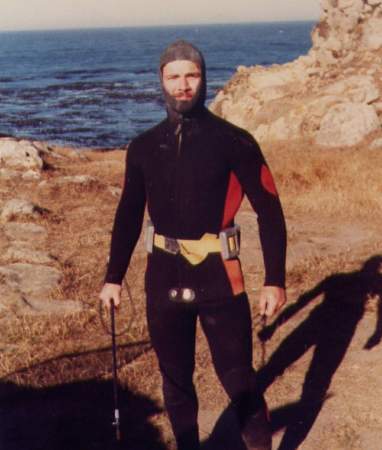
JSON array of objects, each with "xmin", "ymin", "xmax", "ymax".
[
  {"xmin": 202, "ymin": 255, "xmax": 382, "ymax": 450},
  {"xmin": 0, "ymin": 339, "xmax": 165, "ymax": 450},
  {"xmin": 0, "ymin": 378, "xmax": 166, "ymax": 450}
]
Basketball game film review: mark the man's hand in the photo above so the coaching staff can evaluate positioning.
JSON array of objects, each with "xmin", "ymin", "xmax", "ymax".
[
  {"xmin": 99, "ymin": 283, "xmax": 122, "ymax": 309},
  {"xmin": 259, "ymin": 286, "xmax": 286, "ymax": 317}
]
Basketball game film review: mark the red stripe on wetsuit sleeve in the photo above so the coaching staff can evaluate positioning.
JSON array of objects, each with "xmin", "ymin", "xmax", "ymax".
[{"xmin": 261, "ymin": 164, "xmax": 278, "ymax": 196}]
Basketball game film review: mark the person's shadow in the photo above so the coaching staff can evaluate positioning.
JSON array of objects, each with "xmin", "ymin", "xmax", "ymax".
[
  {"xmin": 0, "ymin": 342, "xmax": 166, "ymax": 450},
  {"xmin": 201, "ymin": 255, "xmax": 382, "ymax": 450},
  {"xmin": 256, "ymin": 254, "xmax": 382, "ymax": 450}
]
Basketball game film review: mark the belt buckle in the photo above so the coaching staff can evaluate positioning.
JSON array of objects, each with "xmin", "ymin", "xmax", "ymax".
[
  {"xmin": 164, "ymin": 237, "xmax": 180, "ymax": 255},
  {"xmin": 219, "ymin": 224, "xmax": 241, "ymax": 260}
]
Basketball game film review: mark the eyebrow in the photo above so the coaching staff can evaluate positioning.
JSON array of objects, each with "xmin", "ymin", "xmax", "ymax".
[{"xmin": 165, "ymin": 71, "xmax": 201, "ymax": 78}]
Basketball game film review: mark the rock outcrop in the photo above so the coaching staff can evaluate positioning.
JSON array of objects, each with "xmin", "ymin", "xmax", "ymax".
[
  {"xmin": 0, "ymin": 198, "xmax": 46, "ymax": 223},
  {"xmin": 0, "ymin": 138, "xmax": 43, "ymax": 170},
  {"xmin": 210, "ymin": 0, "xmax": 382, "ymax": 147},
  {"xmin": 0, "ymin": 141, "xmax": 90, "ymax": 316}
]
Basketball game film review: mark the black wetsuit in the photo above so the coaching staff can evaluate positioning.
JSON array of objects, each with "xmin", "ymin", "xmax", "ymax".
[{"xmin": 105, "ymin": 41, "xmax": 286, "ymax": 450}]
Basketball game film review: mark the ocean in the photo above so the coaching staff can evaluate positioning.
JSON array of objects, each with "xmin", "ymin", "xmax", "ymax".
[{"xmin": 0, "ymin": 22, "xmax": 315, "ymax": 148}]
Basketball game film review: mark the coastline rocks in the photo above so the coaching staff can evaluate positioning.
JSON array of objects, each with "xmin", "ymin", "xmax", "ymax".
[
  {"xmin": 0, "ymin": 168, "xmax": 41, "ymax": 181},
  {"xmin": 361, "ymin": 17, "xmax": 382, "ymax": 50},
  {"xmin": 3, "ymin": 222, "xmax": 48, "ymax": 243},
  {"xmin": 370, "ymin": 137, "xmax": 382, "ymax": 148},
  {"xmin": 38, "ymin": 174, "xmax": 98, "ymax": 189},
  {"xmin": 4, "ymin": 244, "xmax": 55, "ymax": 265},
  {"xmin": 0, "ymin": 138, "xmax": 43, "ymax": 170},
  {"xmin": 310, "ymin": 0, "xmax": 382, "ymax": 66},
  {"xmin": 315, "ymin": 103, "xmax": 380, "ymax": 146},
  {"xmin": 210, "ymin": 0, "xmax": 382, "ymax": 146},
  {"xmin": 108, "ymin": 186, "xmax": 122, "ymax": 197},
  {"xmin": 322, "ymin": 75, "xmax": 380, "ymax": 104},
  {"xmin": 0, "ymin": 271, "xmax": 82, "ymax": 315},
  {"xmin": 0, "ymin": 263, "xmax": 61, "ymax": 300},
  {"xmin": 22, "ymin": 170, "xmax": 41, "ymax": 181},
  {"xmin": 0, "ymin": 284, "xmax": 25, "ymax": 313},
  {"xmin": 0, "ymin": 168, "xmax": 19, "ymax": 180},
  {"xmin": 0, "ymin": 221, "xmax": 83, "ymax": 315},
  {"xmin": 55, "ymin": 175, "xmax": 97, "ymax": 185},
  {"xmin": 0, "ymin": 198, "xmax": 46, "ymax": 223},
  {"xmin": 23, "ymin": 298, "xmax": 84, "ymax": 315}
]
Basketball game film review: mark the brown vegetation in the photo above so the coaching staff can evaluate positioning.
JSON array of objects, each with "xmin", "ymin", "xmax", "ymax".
[{"xmin": 1, "ymin": 139, "xmax": 381, "ymax": 449}]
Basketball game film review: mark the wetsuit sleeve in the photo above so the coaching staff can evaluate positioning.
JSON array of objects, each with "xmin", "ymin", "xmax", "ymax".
[
  {"xmin": 230, "ymin": 133, "xmax": 287, "ymax": 288},
  {"xmin": 104, "ymin": 142, "xmax": 146, "ymax": 284}
]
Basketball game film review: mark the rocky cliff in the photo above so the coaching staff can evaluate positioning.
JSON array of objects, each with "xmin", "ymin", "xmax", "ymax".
[{"xmin": 210, "ymin": 0, "xmax": 382, "ymax": 147}]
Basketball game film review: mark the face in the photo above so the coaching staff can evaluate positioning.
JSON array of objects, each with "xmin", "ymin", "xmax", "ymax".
[{"xmin": 162, "ymin": 60, "xmax": 202, "ymax": 103}]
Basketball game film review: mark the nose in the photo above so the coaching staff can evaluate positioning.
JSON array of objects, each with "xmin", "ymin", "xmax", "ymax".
[{"xmin": 178, "ymin": 76, "xmax": 189, "ymax": 90}]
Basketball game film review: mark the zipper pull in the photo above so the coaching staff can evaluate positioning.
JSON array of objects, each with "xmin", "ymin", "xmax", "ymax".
[
  {"xmin": 175, "ymin": 121, "xmax": 182, "ymax": 137},
  {"xmin": 175, "ymin": 120, "xmax": 183, "ymax": 156}
]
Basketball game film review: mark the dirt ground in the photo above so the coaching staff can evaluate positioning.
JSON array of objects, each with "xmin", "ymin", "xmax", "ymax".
[{"xmin": 0, "ymin": 142, "xmax": 381, "ymax": 450}]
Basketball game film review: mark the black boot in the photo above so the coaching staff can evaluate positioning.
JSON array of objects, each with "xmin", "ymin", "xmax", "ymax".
[
  {"xmin": 175, "ymin": 426, "xmax": 200, "ymax": 450},
  {"xmin": 241, "ymin": 406, "xmax": 272, "ymax": 450}
]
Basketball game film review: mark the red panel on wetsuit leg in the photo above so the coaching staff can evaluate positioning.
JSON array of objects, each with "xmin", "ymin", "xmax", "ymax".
[
  {"xmin": 222, "ymin": 172, "xmax": 243, "ymax": 229},
  {"xmin": 222, "ymin": 258, "xmax": 245, "ymax": 296},
  {"xmin": 261, "ymin": 164, "xmax": 278, "ymax": 196},
  {"xmin": 221, "ymin": 172, "xmax": 245, "ymax": 295}
]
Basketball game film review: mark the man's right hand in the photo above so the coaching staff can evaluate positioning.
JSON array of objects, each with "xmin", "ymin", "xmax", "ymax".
[{"xmin": 99, "ymin": 283, "xmax": 122, "ymax": 309}]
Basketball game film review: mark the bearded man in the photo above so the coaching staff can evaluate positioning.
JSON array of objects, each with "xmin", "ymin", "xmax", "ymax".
[{"xmin": 99, "ymin": 40, "xmax": 287, "ymax": 450}]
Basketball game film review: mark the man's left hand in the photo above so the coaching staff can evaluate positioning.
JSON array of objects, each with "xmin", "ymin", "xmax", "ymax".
[{"xmin": 259, "ymin": 286, "xmax": 286, "ymax": 317}]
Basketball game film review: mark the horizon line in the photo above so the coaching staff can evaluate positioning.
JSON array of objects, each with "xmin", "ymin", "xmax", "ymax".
[{"xmin": 0, "ymin": 19, "xmax": 318, "ymax": 34}]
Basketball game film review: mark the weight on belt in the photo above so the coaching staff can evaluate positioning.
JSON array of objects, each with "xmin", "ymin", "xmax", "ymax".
[{"xmin": 169, "ymin": 287, "xmax": 196, "ymax": 303}]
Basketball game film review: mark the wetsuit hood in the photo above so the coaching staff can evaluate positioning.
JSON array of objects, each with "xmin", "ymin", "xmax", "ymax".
[{"xmin": 159, "ymin": 40, "xmax": 206, "ymax": 122}]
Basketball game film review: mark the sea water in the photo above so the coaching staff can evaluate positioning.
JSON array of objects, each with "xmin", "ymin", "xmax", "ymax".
[{"xmin": 0, "ymin": 22, "xmax": 314, "ymax": 148}]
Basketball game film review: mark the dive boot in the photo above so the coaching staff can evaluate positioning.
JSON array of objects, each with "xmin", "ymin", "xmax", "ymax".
[{"xmin": 241, "ymin": 406, "xmax": 272, "ymax": 450}]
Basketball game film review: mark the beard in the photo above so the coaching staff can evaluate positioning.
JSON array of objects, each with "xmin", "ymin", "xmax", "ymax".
[
  {"xmin": 171, "ymin": 97, "xmax": 197, "ymax": 114},
  {"xmin": 163, "ymin": 90, "xmax": 200, "ymax": 115}
]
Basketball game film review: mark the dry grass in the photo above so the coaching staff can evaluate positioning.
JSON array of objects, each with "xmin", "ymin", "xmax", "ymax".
[
  {"xmin": 1, "ymin": 139, "xmax": 381, "ymax": 448},
  {"xmin": 2, "ymin": 139, "xmax": 381, "ymax": 379},
  {"xmin": 263, "ymin": 138, "xmax": 382, "ymax": 222}
]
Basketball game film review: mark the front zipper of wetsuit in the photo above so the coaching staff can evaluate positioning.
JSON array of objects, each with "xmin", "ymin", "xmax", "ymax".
[{"xmin": 174, "ymin": 119, "xmax": 184, "ymax": 294}]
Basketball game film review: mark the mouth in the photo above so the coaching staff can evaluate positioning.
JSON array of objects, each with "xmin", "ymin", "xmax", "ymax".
[{"xmin": 175, "ymin": 93, "xmax": 193, "ymax": 100}]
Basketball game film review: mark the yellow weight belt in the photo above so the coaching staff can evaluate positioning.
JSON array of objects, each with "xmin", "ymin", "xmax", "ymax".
[{"xmin": 154, "ymin": 233, "xmax": 222, "ymax": 265}]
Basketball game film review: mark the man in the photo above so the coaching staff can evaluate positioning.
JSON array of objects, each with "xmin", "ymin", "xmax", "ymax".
[{"xmin": 99, "ymin": 40, "xmax": 287, "ymax": 450}]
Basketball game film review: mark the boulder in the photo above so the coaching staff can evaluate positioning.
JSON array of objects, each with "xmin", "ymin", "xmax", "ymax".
[
  {"xmin": 3, "ymin": 222, "xmax": 48, "ymax": 244},
  {"xmin": 362, "ymin": 17, "xmax": 382, "ymax": 50},
  {"xmin": 3, "ymin": 244, "xmax": 55, "ymax": 265},
  {"xmin": 370, "ymin": 137, "xmax": 382, "ymax": 148},
  {"xmin": 0, "ymin": 283, "xmax": 83, "ymax": 315},
  {"xmin": 108, "ymin": 186, "xmax": 122, "ymax": 197},
  {"xmin": 55, "ymin": 175, "xmax": 97, "ymax": 185},
  {"xmin": 0, "ymin": 138, "xmax": 43, "ymax": 170},
  {"xmin": 22, "ymin": 170, "xmax": 41, "ymax": 181},
  {"xmin": 315, "ymin": 103, "xmax": 380, "ymax": 146},
  {"xmin": 0, "ymin": 263, "xmax": 62, "ymax": 300},
  {"xmin": 19, "ymin": 297, "xmax": 84, "ymax": 315},
  {"xmin": 323, "ymin": 75, "xmax": 380, "ymax": 104},
  {"xmin": 210, "ymin": 0, "xmax": 382, "ymax": 144},
  {"xmin": 38, "ymin": 174, "xmax": 98, "ymax": 189},
  {"xmin": 0, "ymin": 284, "xmax": 25, "ymax": 313},
  {"xmin": 0, "ymin": 199, "xmax": 45, "ymax": 223},
  {"xmin": 0, "ymin": 168, "xmax": 19, "ymax": 180}
]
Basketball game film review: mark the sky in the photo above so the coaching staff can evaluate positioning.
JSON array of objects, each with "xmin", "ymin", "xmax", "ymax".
[{"xmin": 0, "ymin": 0, "xmax": 321, "ymax": 31}]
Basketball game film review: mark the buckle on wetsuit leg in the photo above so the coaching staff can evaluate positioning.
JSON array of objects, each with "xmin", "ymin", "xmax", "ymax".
[
  {"xmin": 145, "ymin": 220, "xmax": 155, "ymax": 253},
  {"xmin": 164, "ymin": 237, "xmax": 180, "ymax": 255},
  {"xmin": 219, "ymin": 225, "xmax": 241, "ymax": 260}
]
